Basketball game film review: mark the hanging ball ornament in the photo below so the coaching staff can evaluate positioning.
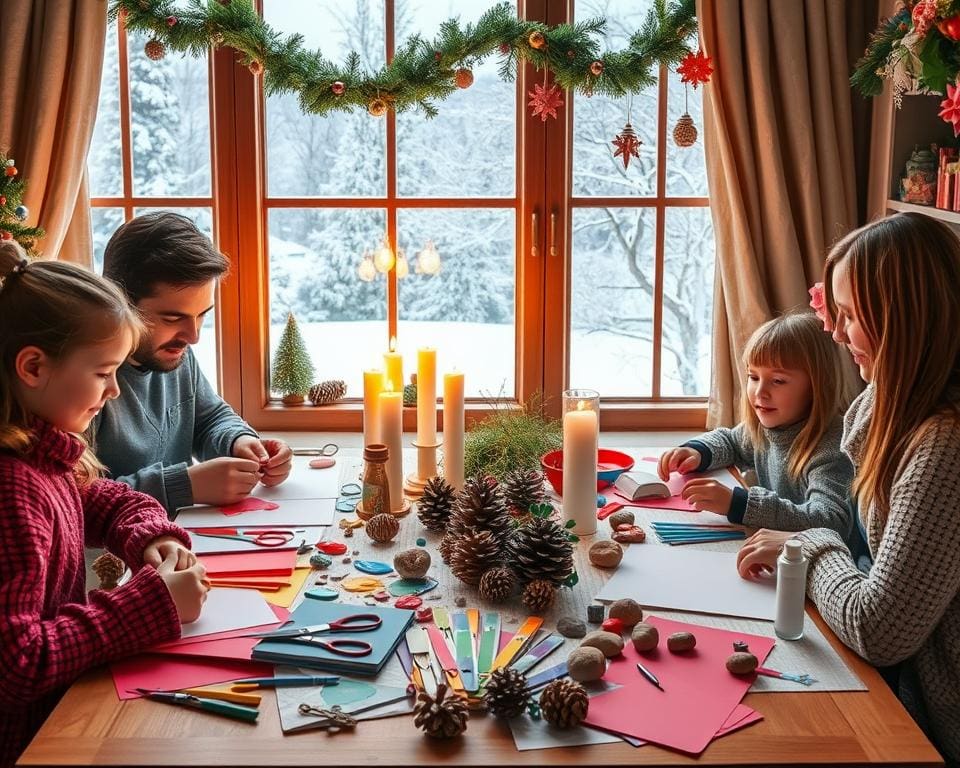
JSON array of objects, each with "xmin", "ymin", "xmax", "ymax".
[
  {"xmin": 248, "ymin": 60, "xmax": 264, "ymax": 76},
  {"xmin": 0, "ymin": 196, "xmax": 6, "ymax": 206},
  {"xmin": 4, "ymin": 165, "xmax": 17, "ymax": 178},
  {"xmin": 368, "ymin": 97, "xmax": 388, "ymax": 117},
  {"xmin": 144, "ymin": 39, "xmax": 166, "ymax": 61},
  {"xmin": 165, "ymin": 15, "xmax": 177, "ymax": 26},
  {"xmin": 590, "ymin": 60, "xmax": 604, "ymax": 76},
  {"xmin": 672, "ymin": 112, "xmax": 698, "ymax": 147},
  {"xmin": 14, "ymin": 205, "xmax": 29, "ymax": 221},
  {"xmin": 528, "ymin": 30, "xmax": 546, "ymax": 50},
  {"xmin": 331, "ymin": 81, "xmax": 346, "ymax": 96},
  {"xmin": 0, "ymin": 232, "xmax": 12, "ymax": 241},
  {"xmin": 454, "ymin": 68, "xmax": 474, "ymax": 89}
]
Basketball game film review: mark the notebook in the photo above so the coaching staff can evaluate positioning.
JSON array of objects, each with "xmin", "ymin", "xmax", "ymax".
[
  {"xmin": 613, "ymin": 471, "xmax": 670, "ymax": 500},
  {"xmin": 251, "ymin": 600, "xmax": 414, "ymax": 676}
]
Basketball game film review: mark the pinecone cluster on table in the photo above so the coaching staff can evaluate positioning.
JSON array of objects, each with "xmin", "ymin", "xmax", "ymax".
[
  {"xmin": 417, "ymin": 476, "xmax": 456, "ymax": 532},
  {"xmin": 507, "ymin": 515, "xmax": 575, "ymax": 587},
  {"xmin": 502, "ymin": 468, "xmax": 546, "ymax": 516},
  {"xmin": 440, "ymin": 475, "xmax": 511, "ymax": 573},
  {"xmin": 478, "ymin": 566, "xmax": 516, "ymax": 603},
  {"xmin": 539, "ymin": 679, "xmax": 589, "ymax": 728},
  {"xmin": 449, "ymin": 529, "xmax": 501, "ymax": 586},
  {"xmin": 484, "ymin": 667, "xmax": 530, "ymax": 718},
  {"xmin": 522, "ymin": 578, "xmax": 556, "ymax": 614},
  {"xmin": 414, "ymin": 683, "xmax": 468, "ymax": 738},
  {"xmin": 308, "ymin": 379, "xmax": 346, "ymax": 405}
]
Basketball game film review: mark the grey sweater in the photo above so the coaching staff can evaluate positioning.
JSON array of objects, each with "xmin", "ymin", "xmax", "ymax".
[
  {"xmin": 797, "ymin": 385, "xmax": 960, "ymax": 763},
  {"xmin": 684, "ymin": 416, "xmax": 853, "ymax": 537},
  {"xmin": 91, "ymin": 348, "xmax": 257, "ymax": 515}
]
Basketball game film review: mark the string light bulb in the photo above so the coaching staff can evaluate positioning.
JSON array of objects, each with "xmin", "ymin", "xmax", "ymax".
[
  {"xmin": 417, "ymin": 239, "xmax": 441, "ymax": 275},
  {"xmin": 373, "ymin": 236, "xmax": 395, "ymax": 273},
  {"xmin": 357, "ymin": 250, "xmax": 376, "ymax": 282},
  {"xmin": 395, "ymin": 248, "xmax": 409, "ymax": 278}
]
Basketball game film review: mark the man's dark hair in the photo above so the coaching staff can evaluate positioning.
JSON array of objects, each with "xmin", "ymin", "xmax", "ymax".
[{"xmin": 102, "ymin": 212, "xmax": 229, "ymax": 303}]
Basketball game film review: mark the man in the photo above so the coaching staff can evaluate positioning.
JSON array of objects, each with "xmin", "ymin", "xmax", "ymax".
[{"xmin": 92, "ymin": 212, "xmax": 292, "ymax": 515}]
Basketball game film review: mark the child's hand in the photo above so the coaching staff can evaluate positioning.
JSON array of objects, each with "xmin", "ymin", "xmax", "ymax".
[
  {"xmin": 157, "ymin": 552, "xmax": 209, "ymax": 624},
  {"xmin": 258, "ymin": 439, "xmax": 293, "ymax": 487},
  {"xmin": 657, "ymin": 447, "xmax": 702, "ymax": 480},
  {"xmin": 187, "ymin": 457, "xmax": 261, "ymax": 505},
  {"xmin": 736, "ymin": 529, "xmax": 794, "ymax": 579},
  {"xmin": 143, "ymin": 535, "xmax": 195, "ymax": 570},
  {"xmin": 681, "ymin": 478, "xmax": 733, "ymax": 514}
]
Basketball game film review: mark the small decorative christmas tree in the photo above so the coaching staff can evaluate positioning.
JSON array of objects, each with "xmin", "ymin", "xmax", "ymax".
[
  {"xmin": 271, "ymin": 312, "xmax": 314, "ymax": 404},
  {"xmin": 0, "ymin": 153, "xmax": 44, "ymax": 255}
]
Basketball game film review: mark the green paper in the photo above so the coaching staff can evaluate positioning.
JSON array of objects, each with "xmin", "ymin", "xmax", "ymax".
[
  {"xmin": 320, "ymin": 679, "xmax": 377, "ymax": 707},
  {"xmin": 387, "ymin": 577, "xmax": 438, "ymax": 596}
]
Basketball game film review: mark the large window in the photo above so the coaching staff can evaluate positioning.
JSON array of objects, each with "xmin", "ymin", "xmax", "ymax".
[{"xmin": 87, "ymin": 0, "xmax": 714, "ymax": 429}]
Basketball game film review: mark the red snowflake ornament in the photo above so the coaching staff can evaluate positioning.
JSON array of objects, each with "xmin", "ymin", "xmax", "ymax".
[
  {"xmin": 940, "ymin": 82, "xmax": 960, "ymax": 136},
  {"xmin": 677, "ymin": 48, "xmax": 713, "ymax": 89},
  {"xmin": 612, "ymin": 122, "xmax": 642, "ymax": 169},
  {"xmin": 528, "ymin": 83, "xmax": 564, "ymax": 121}
]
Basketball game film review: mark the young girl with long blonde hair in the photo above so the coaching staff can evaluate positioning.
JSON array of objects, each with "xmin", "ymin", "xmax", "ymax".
[
  {"xmin": 0, "ymin": 242, "xmax": 208, "ymax": 768},
  {"xmin": 659, "ymin": 311, "xmax": 853, "ymax": 535}
]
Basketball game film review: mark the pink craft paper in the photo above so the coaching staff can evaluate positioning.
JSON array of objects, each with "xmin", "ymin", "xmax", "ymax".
[
  {"xmin": 111, "ymin": 654, "xmax": 274, "ymax": 700},
  {"xmin": 219, "ymin": 497, "xmax": 280, "ymax": 516},
  {"xmin": 606, "ymin": 457, "xmax": 737, "ymax": 512},
  {"xmin": 582, "ymin": 616, "xmax": 774, "ymax": 755},
  {"xmin": 617, "ymin": 704, "xmax": 762, "ymax": 747},
  {"xmin": 198, "ymin": 549, "xmax": 297, "ymax": 578},
  {"xmin": 150, "ymin": 606, "xmax": 289, "ymax": 654}
]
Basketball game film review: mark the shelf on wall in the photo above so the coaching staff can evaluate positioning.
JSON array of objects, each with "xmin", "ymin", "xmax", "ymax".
[{"xmin": 886, "ymin": 199, "xmax": 960, "ymax": 226}]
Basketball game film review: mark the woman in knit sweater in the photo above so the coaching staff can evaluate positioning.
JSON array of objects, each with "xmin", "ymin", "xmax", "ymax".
[
  {"xmin": 0, "ymin": 242, "xmax": 209, "ymax": 767},
  {"xmin": 737, "ymin": 212, "xmax": 960, "ymax": 765}
]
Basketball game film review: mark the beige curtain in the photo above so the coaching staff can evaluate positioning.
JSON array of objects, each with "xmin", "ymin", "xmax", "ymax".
[
  {"xmin": 700, "ymin": 0, "xmax": 876, "ymax": 425},
  {"xmin": 0, "ymin": 0, "xmax": 107, "ymax": 263}
]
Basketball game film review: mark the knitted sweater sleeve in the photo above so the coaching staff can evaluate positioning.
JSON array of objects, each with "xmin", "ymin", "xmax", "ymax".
[
  {"xmin": 796, "ymin": 417, "xmax": 960, "ymax": 666},
  {"xmin": 683, "ymin": 423, "xmax": 756, "ymax": 472}
]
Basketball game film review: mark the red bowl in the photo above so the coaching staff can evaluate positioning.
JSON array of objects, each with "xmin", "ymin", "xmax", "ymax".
[{"xmin": 540, "ymin": 449, "xmax": 635, "ymax": 495}]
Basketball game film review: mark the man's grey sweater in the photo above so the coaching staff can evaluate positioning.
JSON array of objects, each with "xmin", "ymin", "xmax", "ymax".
[
  {"xmin": 91, "ymin": 348, "xmax": 257, "ymax": 515},
  {"xmin": 684, "ymin": 416, "xmax": 854, "ymax": 537}
]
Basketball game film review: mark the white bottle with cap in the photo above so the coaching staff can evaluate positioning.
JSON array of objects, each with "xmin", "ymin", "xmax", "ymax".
[{"xmin": 774, "ymin": 539, "xmax": 808, "ymax": 640}]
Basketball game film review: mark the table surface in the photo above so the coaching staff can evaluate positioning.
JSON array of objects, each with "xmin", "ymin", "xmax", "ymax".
[{"xmin": 18, "ymin": 448, "xmax": 945, "ymax": 768}]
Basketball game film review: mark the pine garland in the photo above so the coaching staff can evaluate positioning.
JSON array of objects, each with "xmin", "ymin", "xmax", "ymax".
[
  {"xmin": 0, "ymin": 153, "xmax": 44, "ymax": 255},
  {"xmin": 110, "ymin": 0, "xmax": 698, "ymax": 118}
]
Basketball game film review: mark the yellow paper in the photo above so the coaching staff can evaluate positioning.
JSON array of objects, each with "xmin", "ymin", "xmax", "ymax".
[{"xmin": 261, "ymin": 567, "xmax": 311, "ymax": 607}]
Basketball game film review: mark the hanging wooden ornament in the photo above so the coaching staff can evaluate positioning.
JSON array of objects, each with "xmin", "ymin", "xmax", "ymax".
[
  {"xmin": 673, "ymin": 113, "xmax": 698, "ymax": 147},
  {"xmin": 144, "ymin": 39, "xmax": 166, "ymax": 61},
  {"xmin": 454, "ymin": 68, "xmax": 474, "ymax": 88},
  {"xmin": 368, "ymin": 97, "xmax": 389, "ymax": 117},
  {"xmin": 528, "ymin": 30, "xmax": 546, "ymax": 50},
  {"xmin": 612, "ymin": 122, "xmax": 641, "ymax": 169}
]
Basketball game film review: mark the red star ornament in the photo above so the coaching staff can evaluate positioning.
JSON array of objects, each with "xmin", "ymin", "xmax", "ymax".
[
  {"xmin": 528, "ymin": 83, "xmax": 564, "ymax": 121},
  {"xmin": 612, "ymin": 122, "xmax": 641, "ymax": 169},
  {"xmin": 677, "ymin": 48, "xmax": 713, "ymax": 89},
  {"xmin": 941, "ymin": 82, "xmax": 960, "ymax": 136}
]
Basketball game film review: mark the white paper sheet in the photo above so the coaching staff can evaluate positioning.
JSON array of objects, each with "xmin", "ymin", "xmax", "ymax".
[
  {"xmin": 595, "ymin": 545, "xmax": 777, "ymax": 621},
  {"xmin": 180, "ymin": 587, "xmax": 279, "ymax": 638},
  {"xmin": 509, "ymin": 682, "xmax": 624, "ymax": 751},
  {"xmin": 175, "ymin": 497, "xmax": 336, "ymax": 528},
  {"xmin": 251, "ymin": 456, "xmax": 341, "ymax": 501}
]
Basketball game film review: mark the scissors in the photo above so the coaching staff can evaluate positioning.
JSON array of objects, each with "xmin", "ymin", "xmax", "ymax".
[
  {"xmin": 292, "ymin": 443, "xmax": 339, "ymax": 456},
  {"xmin": 192, "ymin": 528, "xmax": 299, "ymax": 548},
  {"xmin": 246, "ymin": 613, "xmax": 382, "ymax": 657}
]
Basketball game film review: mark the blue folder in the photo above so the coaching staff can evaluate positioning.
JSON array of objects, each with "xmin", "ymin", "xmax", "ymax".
[{"xmin": 251, "ymin": 600, "xmax": 414, "ymax": 676}]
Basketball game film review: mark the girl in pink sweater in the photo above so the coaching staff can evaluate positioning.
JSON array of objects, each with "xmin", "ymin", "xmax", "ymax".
[{"xmin": 0, "ymin": 242, "xmax": 208, "ymax": 767}]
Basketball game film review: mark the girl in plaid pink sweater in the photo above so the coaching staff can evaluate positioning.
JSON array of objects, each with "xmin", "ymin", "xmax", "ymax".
[{"xmin": 0, "ymin": 243, "xmax": 208, "ymax": 767}]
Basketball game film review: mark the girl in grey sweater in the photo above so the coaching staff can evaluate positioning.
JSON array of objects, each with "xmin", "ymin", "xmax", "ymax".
[
  {"xmin": 738, "ymin": 212, "xmax": 960, "ymax": 765},
  {"xmin": 659, "ymin": 312, "xmax": 854, "ymax": 537}
]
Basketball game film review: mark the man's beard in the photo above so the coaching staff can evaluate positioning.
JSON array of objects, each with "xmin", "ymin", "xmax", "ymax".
[{"xmin": 132, "ymin": 339, "xmax": 189, "ymax": 372}]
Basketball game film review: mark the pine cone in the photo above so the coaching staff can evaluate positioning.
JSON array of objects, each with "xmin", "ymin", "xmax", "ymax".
[
  {"xmin": 418, "ymin": 477, "xmax": 455, "ymax": 533},
  {"xmin": 502, "ymin": 468, "xmax": 546, "ymax": 515},
  {"xmin": 449, "ymin": 529, "xmax": 500, "ymax": 586},
  {"xmin": 414, "ymin": 683, "xmax": 468, "ymax": 738},
  {"xmin": 484, "ymin": 667, "xmax": 530, "ymax": 718},
  {"xmin": 508, "ymin": 516, "xmax": 574, "ymax": 586},
  {"xmin": 365, "ymin": 513, "xmax": 399, "ymax": 543},
  {"xmin": 540, "ymin": 679, "xmax": 589, "ymax": 729},
  {"xmin": 308, "ymin": 379, "xmax": 346, "ymax": 405},
  {"xmin": 91, "ymin": 552, "xmax": 125, "ymax": 590},
  {"xmin": 479, "ymin": 566, "xmax": 516, "ymax": 603},
  {"xmin": 522, "ymin": 579, "xmax": 556, "ymax": 614},
  {"xmin": 438, "ymin": 533, "xmax": 455, "ymax": 564},
  {"xmin": 447, "ymin": 476, "xmax": 511, "ymax": 548}
]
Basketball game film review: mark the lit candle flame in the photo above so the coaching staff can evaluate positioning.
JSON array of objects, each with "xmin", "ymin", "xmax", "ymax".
[
  {"xmin": 389, "ymin": 336, "xmax": 397, "ymax": 353},
  {"xmin": 577, "ymin": 399, "xmax": 587, "ymax": 411}
]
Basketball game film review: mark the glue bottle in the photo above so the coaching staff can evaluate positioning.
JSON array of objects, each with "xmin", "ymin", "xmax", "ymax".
[{"xmin": 774, "ymin": 539, "xmax": 808, "ymax": 641}]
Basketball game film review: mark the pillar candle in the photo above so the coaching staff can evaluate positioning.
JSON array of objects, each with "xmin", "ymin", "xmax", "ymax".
[
  {"xmin": 362, "ymin": 369, "xmax": 384, "ymax": 449},
  {"xmin": 417, "ymin": 348, "xmax": 437, "ymax": 445},
  {"xmin": 379, "ymin": 388, "xmax": 404, "ymax": 511},
  {"xmin": 442, "ymin": 371, "xmax": 465, "ymax": 492},
  {"xmin": 384, "ymin": 337, "xmax": 403, "ymax": 392},
  {"xmin": 562, "ymin": 404, "xmax": 598, "ymax": 535}
]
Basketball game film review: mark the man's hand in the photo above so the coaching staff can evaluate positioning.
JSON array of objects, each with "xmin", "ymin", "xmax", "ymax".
[{"xmin": 187, "ymin": 457, "xmax": 260, "ymax": 505}]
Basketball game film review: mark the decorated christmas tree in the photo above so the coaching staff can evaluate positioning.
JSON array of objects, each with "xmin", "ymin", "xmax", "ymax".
[
  {"xmin": 271, "ymin": 312, "xmax": 315, "ymax": 404},
  {"xmin": 0, "ymin": 153, "xmax": 44, "ymax": 255}
]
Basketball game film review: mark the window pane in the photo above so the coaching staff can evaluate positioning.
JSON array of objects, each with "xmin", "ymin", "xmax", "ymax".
[
  {"xmin": 263, "ymin": 1, "xmax": 386, "ymax": 198},
  {"xmin": 661, "ymin": 207, "xmax": 714, "ymax": 396},
  {"xmin": 89, "ymin": 23, "xmax": 122, "ymax": 197},
  {"xmin": 268, "ymin": 208, "xmax": 388, "ymax": 398},
  {"xmin": 397, "ymin": 208, "xmax": 516, "ymax": 397},
  {"xmin": 569, "ymin": 206, "xmax": 655, "ymax": 396},
  {"xmin": 666, "ymin": 68, "xmax": 708, "ymax": 196},
  {"xmin": 128, "ymin": 31, "xmax": 211, "ymax": 196},
  {"xmin": 91, "ymin": 207, "xmax": 125, "ymax": 274},
  {"xmin": 396, "ymin": 1, "xmax": 516, "ymax": 198},
  {"xmin": 572, "ymin": 0, "xmax": 656, "ymax": 198}
]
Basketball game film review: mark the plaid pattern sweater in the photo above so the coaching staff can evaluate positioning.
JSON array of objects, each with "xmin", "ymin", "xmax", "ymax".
[
  {"xmin": 797, "ymin": 385, "xmax": 960, "ymax": 763},
  {"xmin": 0, "ymin": 421, "xmax": 188, "ymax": 768}
]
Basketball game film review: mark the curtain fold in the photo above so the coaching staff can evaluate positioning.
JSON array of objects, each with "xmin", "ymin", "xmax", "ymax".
[
  {"xmin": 699, "ymin": 0, "xmax": 876, "ymax": 426},
  {"xmin": 0, "ymin": 0, "xmax": 106, "ymax": 263}
]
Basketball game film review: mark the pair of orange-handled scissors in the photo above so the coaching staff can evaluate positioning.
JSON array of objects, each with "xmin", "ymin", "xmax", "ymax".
[
  {"xmin": 246, "ymin": 613, "xmax": 382, "ymax": 657},
  {"xmin": 192, "ymin": 528, "xmax": 298, "ymax": 547}
]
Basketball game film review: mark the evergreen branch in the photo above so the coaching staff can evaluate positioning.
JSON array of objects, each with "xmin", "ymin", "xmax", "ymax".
[{"xmin": 851, "ymin": 9, "xmax": 911, "ymax": 97}]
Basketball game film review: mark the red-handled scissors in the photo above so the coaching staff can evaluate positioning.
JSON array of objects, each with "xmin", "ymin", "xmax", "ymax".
[
  {"xmin": 246, "ymin": 613, "xmax": 382, "ymax": 657},
  {"xmin": 192, "ymin": 528, "xmax": 298, "ymax": 548}
]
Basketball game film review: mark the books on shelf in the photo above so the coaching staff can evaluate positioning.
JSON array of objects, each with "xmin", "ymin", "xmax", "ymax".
[{"xmin": 613, "ymin": 471, "xmax": 670, "ymax": 501}]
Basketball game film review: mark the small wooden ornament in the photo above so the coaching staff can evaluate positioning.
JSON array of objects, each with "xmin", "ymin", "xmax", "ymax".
[
  {"xmin": 673, "ymin": 112, "xmax": 698, "ymax": 147},
  {"xmin": 528, "ymin": 30, "xmax": 546, "ymax": 50},
  {"xmin": 368, "ymin": 97, "xmax": 389, "ymax": 117},
  {"xmin": 144, "ymin": 39, "xmax": 165, "ymax": 61}
]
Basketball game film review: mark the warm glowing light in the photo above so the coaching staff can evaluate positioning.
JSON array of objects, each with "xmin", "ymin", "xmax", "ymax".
[
  {"xmin": 389, "ymin": 336, "xmax": 397, "ymax": 353},
  {"xmin": 577, "ymin": 399, "xmax": 587, "ymax": 411},
  {"xmin": 395, "ymin": 248, "xmax": 409, "ymax": 278},
  {"xmin": 373, "ymin": 236, "xmax": 395, "ymax": 273},
  {"xmin": 357, "ymin": 250, "xmax": 376, "ymax": 282},
  {"xmin": 417, "ymin": 239, "xmax": 441, "ymax": 275}
]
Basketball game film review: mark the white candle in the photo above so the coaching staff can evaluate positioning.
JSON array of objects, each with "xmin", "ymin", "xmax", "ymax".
[
  {"xmin": 417, "ymin": 348, "xmax": 437, "ymax": 445},
  {"xmin": 562, "ymin": 402, "xmax": 598, "ymax": 535},
  {"xmin": 443, "ymin": 371, "xmax": 465, "ymax": 492},
  {"xmin": 362, "ymin": 369, "xmax": 384, "ymax": 449},
  {"xmin": 384, "ymin": 337, "xmax": 403, "ymax": 392},
  {"xmin": 379, "ymin": 387, "xmax": 404, "ymax": 512}
]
